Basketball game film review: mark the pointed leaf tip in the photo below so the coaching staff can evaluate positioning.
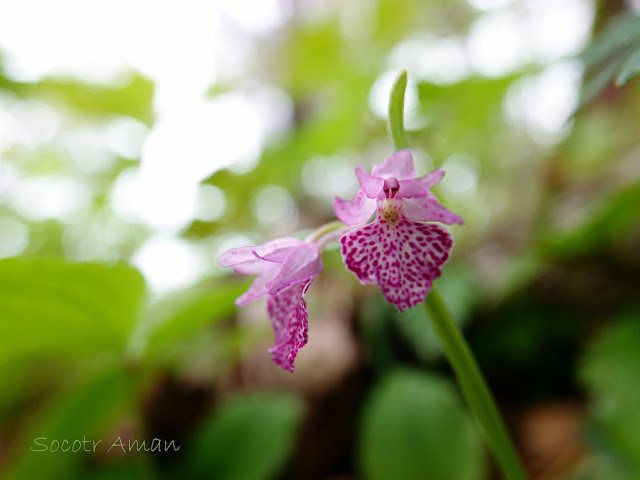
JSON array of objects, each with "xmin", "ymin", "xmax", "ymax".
[{"xmin": 388, "ymin": 69, "xmax": 409, "ymax": 151}]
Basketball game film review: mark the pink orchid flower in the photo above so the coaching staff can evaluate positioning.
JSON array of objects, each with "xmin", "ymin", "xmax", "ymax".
[
  {"xmin": 217, "ymin": 238, "xmax": 323, "ymax": 372},
  {"xmin": 334, "ymin": 149, "xmax": 462, "ymax": 311}
]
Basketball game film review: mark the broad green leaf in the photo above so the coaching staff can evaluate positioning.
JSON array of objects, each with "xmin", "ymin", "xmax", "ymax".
[
  {"xmin": 581, "ymin": 311, "xmax": 640, "ymax": 475},
  {"xmin": 4, "ymin": 366, "xmax": 138, "ymax": 480},
  {"xmin": 0, "ymin": 258, "xmax": 146, "ymax": 366},
  {"xmin": 616, "ymin": 46, "xmax": 640, "ymax": 86},
  {"xmin": 184, "ymin": 392, "xmax": 304, "ymax": 480},
  {"xmin": 359, "ymin": 370, "xmax": 486, "ymax": 480}
]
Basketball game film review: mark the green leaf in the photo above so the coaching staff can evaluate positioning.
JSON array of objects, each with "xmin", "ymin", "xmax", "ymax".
[
  {"xmin": 616, "ymin": 46, "xmax": 640, "ymax": 86},
  {"xmin": 578, "ymin": 13, "xmax": 640, "ymax": 103},
  {"xmin": 4, "ymin": 367, "xmax": 138, "ymax": 480},
  {"xmin": 581, "ymin": 311, "xmax": 640, "ymax": 474},
  {"xmin": 184, "ymin": 392, "xmax": 304, "ymax": 480},
  {"xmin": 580, "ymin": 54, "xmax": 627, "ymax": 107},
  {"xmin": 0, "ymin": 258, "xmax": 146, "ymax": 367},
  {"xmin": 359, "ymin": 370, "xmax": 486, "ymax": 480},
  {"xmin": 580, "ymin": 14, "xmax": 640, "ymax": 70}
]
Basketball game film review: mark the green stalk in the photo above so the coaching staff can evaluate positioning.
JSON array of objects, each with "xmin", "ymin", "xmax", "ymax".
[
  {"xmin": 424, "ymin": 289, "xmax": 527, "ymax": 480},
  {"xmin": 388, "ymin": 69, "xmax": 527, "ymax": 480}
]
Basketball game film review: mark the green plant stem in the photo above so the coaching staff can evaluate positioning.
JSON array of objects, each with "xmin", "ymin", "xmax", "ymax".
[
  {"xmin": 388, "ymin": 69, "xmax": 527, "ymax": 480},
  {"xmin": 424, "ymin": 288, "xmax": 527, "ymax": 480},
  {"xmin": 388, "ymin": 69, "xmax": 409, "ymax": 150},
  {"xmin": 306, "ymin": 220, "xmax": 346, "ymax": 243}
]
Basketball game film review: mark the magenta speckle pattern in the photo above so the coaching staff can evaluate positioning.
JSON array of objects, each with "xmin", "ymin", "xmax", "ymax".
[
  {"xmin": 340, "ymin": 216, "xmax": 453, "ymax": 311},
  {"xmin": 266, "ymin": 280, "xmax": 311, "ymax": 372}
]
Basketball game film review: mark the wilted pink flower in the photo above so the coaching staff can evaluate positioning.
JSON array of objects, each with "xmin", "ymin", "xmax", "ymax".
[
  {"xmin": 334, "ymin": 149, "xmax": 462, "ymax": 311},
  {"xmin": 218, "ymin": 238, "xmax": 323, "ymax": 372}
]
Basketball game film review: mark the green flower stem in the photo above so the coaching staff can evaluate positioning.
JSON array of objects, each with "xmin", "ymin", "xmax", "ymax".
[
  {"xmin": 424, "ymin": 289, "xmax": 527, "ymax": 480},
  {"xmin": 388, "ymin": 69, "xmax": 527, "ymax": 480}
]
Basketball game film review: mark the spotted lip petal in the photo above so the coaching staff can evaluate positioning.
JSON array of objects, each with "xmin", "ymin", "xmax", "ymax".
[
  {"xmin": 340, "ymin": 216, "xmax": 453, "ymax": 311},
  {"xmin": 402, "ymin": 193, "xmax": 463, "ymax": 225},
  {"xmin": 334, "ymin": 189, "xmax": 377, "ymax": 226},
  {"xmin": 371, "ymin": 149, "xmax": 416, "ymax": 179},
  {"xmin": 267, "ymin": 281, "xmax": 311, "ymax": 372}
]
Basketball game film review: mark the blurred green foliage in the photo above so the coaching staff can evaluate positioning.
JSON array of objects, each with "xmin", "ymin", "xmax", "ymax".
[
  {"xmin": 183, "ymin": 393, "xmax": 304, "ymax": 480},
  {"xmin": 359, "ymin": 370, "xmax": 486, "ymax": 480},
  {"xmin": 0, "ymin": 258, "xmax": 145, "ymax": 367},
  {"xmin": 580, "ymin": 311, "xmax": 640, "ymax": 479},
  {"xmin": 1, "ymin": 1, "xmax": 640, "ymax": 480}
]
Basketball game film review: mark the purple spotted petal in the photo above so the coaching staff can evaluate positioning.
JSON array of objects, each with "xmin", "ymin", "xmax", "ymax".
[
  {"xmin": 218, "ymin": 237, "xmax": 301, "ymax": 267},
  {"xmin": 356, "ymin": 166, "xmax": 385, "ymax": 198},
  {"xmin": 371, "ymin": 149, "xmax": 415, "ymax": 180},
  {"xmin": 402, "ymin": 194, "xmax": 463, "ymax": 225},
  {"xmin": 334, "ymin": 189, "xmax": 377, "ymax": 226},
  {"xmin": 266, "ymin": 243, "xmax": 323, "ymax": 295},
  {"xmin": 267, "ymin": 281, "xmax": 311, "ymax": 372},
  {"xmin": 340, "ymin": 217, "xmax": 453, "ymax": 311},
  {"xmin": 398, "ymin": 170, "xmax": 445, "ymax": 198}
]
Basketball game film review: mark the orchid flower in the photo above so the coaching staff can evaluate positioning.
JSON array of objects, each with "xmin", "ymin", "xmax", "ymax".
[
  {"xmin": 217, "ymin": 69, "xmax": 526, "ymax": 480},
  {"xmin": 334, "ymin": 149, "xmax": 462, "ymax": 311},
  {"xmin": 217, "ymin": 237, "xmax": 323, "ymax": 372}
]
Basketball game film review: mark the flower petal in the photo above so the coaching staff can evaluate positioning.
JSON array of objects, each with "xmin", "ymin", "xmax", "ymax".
[
  {"xmin": 402, "ymin": 194, "xmax": 463, "ymax": 225},
  {"xmin": 398, "ymin": 170, "xmax": 445, "ymax": 198},
  {"xmin": 217, "ymin": 237, "xmax": 301, "ymax": 267},
  {"xmin": 334, "ymin": 189, "xmax": 377, "ymax": 226},
  {"xmin": 266, "ymin": 243, "xmax": 323, "ymax": 295},
  {"xmin": 235, "ymin": 264, "xmax": 279, "ymax": 306},
  {"xmin": 233, "ymin": 259, "xmax": 269, "ymax": 275},
  {"xmin": 371, "ymin": 149, "xmax": 415, "ymax": 179},
  {"xmin": 356, "ymin": 166, "xmax": 385, "ymax": 198},
  {"xmin": 340, "ymin": 217, "xmax": 453, "ymax": 311},
  {"xmin": 267, "ymin": 281, "xmax": 311, "ymax": 372}
]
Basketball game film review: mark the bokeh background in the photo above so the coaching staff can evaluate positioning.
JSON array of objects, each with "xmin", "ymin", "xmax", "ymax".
[{"xmin": 1, "ymin": 0, "xmax": 640, "ymax": 479}]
